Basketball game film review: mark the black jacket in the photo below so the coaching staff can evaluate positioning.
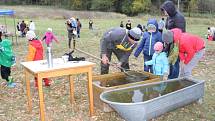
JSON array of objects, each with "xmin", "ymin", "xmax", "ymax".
[{"xmin": 161, "ymin": 1, "xmax": 186, "ymax": 32}]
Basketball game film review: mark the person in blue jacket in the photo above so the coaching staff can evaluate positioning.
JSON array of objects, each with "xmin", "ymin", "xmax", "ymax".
[
  {"xmin": 145, "ymin": 42, "xmax": 169, "ymax": 80},
  {"xmin": 134, "ymin": 18, "xmax": 162, "ymax": 73}
]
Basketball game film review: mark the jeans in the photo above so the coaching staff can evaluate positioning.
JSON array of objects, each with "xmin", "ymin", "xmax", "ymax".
[
  {"xmin": 168, "ymin": 57, "xmax": 180, "ymax": 79},
  {"xmin": 180, "ymin": 49, "xmax": 205, "ymax": 77},
  {"xmin": 144, "ymin": 54, "xmax": 153, "ymax": 73}
]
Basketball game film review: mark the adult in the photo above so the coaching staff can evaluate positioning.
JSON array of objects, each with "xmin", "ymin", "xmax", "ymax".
[
  {"xmin": 162, "ymin": 28, "xmax": 205, "ymax": 77},
  {"xmin": 126, "ymin": 20, "xmax": 132, "ymax": 30},
  {"xmin": 89, "ymin": 19, "xmax": 93, "ymax": 30},
  {"xmin": 20, "ymin": 20, "xmax": 27, "ymax": 37},
  {"xmin": 66, "ymin": 19, "xmax": 76, "ymax": 49},
  {"xmin": 120, "ymin": 21, "xmax": 124, "ymax": 28},
  {"xmin": 160, "ymin": 0, "xmax": 186, "ymax": 32},
  {"xmin": 29, "ymin": 20, "xmax": 36, "ymax": 32},
  {"xmin": 100, "ymin": 27, "xmax": 142, "ymax": 74},
  {"xmin": 76, "ymin": 18, "xmax": 82, "ymax": 38},
  {"xmin": 160, "ymin": 0, "xmax": 186, "ymax": 79}
]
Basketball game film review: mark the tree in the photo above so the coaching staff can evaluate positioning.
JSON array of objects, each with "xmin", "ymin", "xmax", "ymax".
[{"xmin": 90, "ymin": 0, "xmax": 115, "ymax": 11}]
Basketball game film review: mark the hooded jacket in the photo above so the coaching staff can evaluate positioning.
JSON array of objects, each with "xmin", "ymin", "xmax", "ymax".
[
  {"xmin": 27, "ymin": 39, "xmax": 43, "ymax": 61},
  {"xmin": 171, "ymin": 28, "xmax": 205, "ymax": 64},
  {"xmin": 100, "ymin": 27, "xmax": 137, "ymax": 63},
  {"xmin": 145, "ymin": 52, "xmax": 169, "ymax": 76},
  {"xmin": 43, "ymin": 31, "xmax": 58, "ymax": 45},
  {"xmin": 0, "ymin": 39, "xmax": 15, "ymax": 67},
  {"xmin": 161, "ymin": 1, "xmax": 186, "ymax": 32},
  {"xmin": 134, "ymin": 19, "xmax": 162, "ymax": 57}
]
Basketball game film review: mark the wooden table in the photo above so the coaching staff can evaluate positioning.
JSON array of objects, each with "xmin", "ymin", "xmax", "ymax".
[{"xmin": 21, "ymin": 58, "xmax": 96, "ymax": 121}]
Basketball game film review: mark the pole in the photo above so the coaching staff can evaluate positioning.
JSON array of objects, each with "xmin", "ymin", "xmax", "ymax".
[
  {"xmin": 178, "ymin": 0, "xmax": 180, "ymax": 10},
  {"xmin": 75, "ymin": 48, "xmax": 133, "ymax": 75},
  {"xmin": 12, "ymin": 15, "xmax": 17, "ymax": 45},
  {"xmin": 4, "ymin": 16, "xmax": 7, "ymax": 33}
]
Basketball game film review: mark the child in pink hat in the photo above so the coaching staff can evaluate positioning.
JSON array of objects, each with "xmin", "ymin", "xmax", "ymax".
[
  {"xmin": 41, "ymin": 28, "xmax": 59, "ymax": 47},
  {"xmin": 145, "ymin": 42, "xmax": 169, "ymax": 80}
]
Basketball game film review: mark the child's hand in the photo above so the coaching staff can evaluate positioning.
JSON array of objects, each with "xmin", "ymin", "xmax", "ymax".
[{"xmin": 163, "ymin": 72, "xmax": 169, "ymax": 80}]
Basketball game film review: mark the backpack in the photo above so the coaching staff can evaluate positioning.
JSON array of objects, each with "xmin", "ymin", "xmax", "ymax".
[{"xmin": 64, "ymin": 51, "xmax": 85, "ymax": 61}]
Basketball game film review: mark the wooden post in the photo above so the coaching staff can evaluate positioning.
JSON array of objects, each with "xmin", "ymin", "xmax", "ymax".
[
  {"xmin": 25, "ymin": 69, "xmax": 32, "ymax": 113},
  {"xmin": 87, "ymin": 67, "xmax": 94, "ymax": 116},
  {"xmin": 37, "ymin": 75, "xmax": 45, "ymax": 121},
  {"xmin": 69, "ymin": 75, "xmax": 75, "ymax": 104}
]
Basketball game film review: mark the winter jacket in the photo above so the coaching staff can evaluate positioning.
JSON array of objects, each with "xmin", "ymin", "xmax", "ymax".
[
  {"xmin": 27, "ymin": 39, "xmax": 43, "ymax": 61},
  {"xmin": 20, "ymin": 22, "xmax": 26, "ymax": 32},
  {"xmin": 171, "ymin": 28, "xmax": 205, "ymax": 64},
  {"xmin": 100, "ymin": 27, "xmax": 136, "ymax": 63},
  {"xmin": 29, "ymin": 22, "xmax": 35, "ymax": 31},
  {"xmin": 134, "ymin": 19, "xmax": 162, "ymax": 57},
  {"xmin": 145, "ymin": 52, "xmax": 169, "ymax": 76},
  {"xmin": 42, "ymin": 32, "xmax": 58, "ymax": 45},
  {"xmin": 0, "ymin": 39, "xmax": 15, "ymax": 67},
  {"xmin": 161, "ymin": 1, "xmax": 186, "ymax": 32}
]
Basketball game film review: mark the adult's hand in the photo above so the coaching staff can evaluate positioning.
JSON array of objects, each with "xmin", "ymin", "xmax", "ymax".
[{"xmin": 101, "ymin": 54, "xmax": 109, "ymax": 65}]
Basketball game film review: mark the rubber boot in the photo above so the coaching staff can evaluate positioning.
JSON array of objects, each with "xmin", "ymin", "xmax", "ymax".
[{"xmin": 7, "ymin": 76, "xmax": 16, "ymax": 88}]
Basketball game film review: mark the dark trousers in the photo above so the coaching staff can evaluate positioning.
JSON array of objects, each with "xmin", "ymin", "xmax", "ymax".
[
  {"xmin": 168, "ymin": 57, "xmax": 180, "ymax": 79},
  {"xmin": 101, "ymin": 49, "xmax": 129, "ymax": 75},
  {"xmin": 1, "ymin": 65, "xmax": 11, "ymax": 82},
  {"xmin": 144, "ymin": 54, "xmax": 153, "ymax": 73},
  {"xmin": 77, "ymin": 28, "xmax": 80, "ymax": 38},
  {"xmin": 68, "ymin": 37, "xmax": 76, "ymax": 49}
]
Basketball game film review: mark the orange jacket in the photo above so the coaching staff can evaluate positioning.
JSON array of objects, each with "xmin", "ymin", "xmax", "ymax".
[{"xmin": 27, "ymin": 39, "xmax": 43, "ymax": 61}]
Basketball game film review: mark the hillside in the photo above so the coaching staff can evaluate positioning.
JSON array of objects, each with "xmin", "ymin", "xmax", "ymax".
[{"xmin": 0, "ymin": 5, "xmax": 127, "ymax": 19}]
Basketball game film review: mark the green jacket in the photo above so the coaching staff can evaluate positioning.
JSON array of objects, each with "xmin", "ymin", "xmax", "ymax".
[{"xmin": 0, "ymin": 39, "xmax": 15, "ymax": 67}]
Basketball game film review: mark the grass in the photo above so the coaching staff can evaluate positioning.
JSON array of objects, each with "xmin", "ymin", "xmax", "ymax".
[{"xmin": 0, "ymin": 5, "xmax": 215, "ymax": 121}]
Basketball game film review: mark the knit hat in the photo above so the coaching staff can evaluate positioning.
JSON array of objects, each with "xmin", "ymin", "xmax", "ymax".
[
  {"xmin": 26, "ymin": 31, "xmax": 36, "ymax": 40},
  {"xmin": 162, "ymin": 30, "xmax": 173, "ymax": 44},
  {"xmin": 128, "ymin": 27, "xmax": 142, "ymax": 41},
  {"xmin": 47, "ymin": 28, "xmax": 52, "ymax": 32},
  {"xmin": 154, "ymin": 42, "xmax": 163, "ymax": 51}
]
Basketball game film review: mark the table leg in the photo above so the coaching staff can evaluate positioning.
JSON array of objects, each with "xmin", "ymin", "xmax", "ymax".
[
  {"xmin": 37, "ymin": 75, "xmax": 45, "ymax": 121},
  {"xmin": 69, "ymin": 75, "xmax": 75, "ymax": 104},
  {"xmin": 25, "ymin": 69, "xmax": 32, "ymax": 113},
  {"xmin": 87, "ymin": 69, "xmax": 94, "ymax": 116}
]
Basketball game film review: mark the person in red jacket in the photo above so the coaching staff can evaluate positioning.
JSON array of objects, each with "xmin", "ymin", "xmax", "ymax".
[
  {"xmin": 26, "ymin": 31, "xmax": 52, "ymax": 87},
  {"xmin": 162, "ymin": 28, "xmax": 205, "ymax": 77}
]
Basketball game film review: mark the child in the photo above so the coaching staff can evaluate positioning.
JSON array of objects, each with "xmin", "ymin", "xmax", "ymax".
[
  {"xmin": 26, "ymin": 31, "xmax": 52, "ymax": 87},
  {"xmin": 134, "ymin": 18, "xmax": 162, "ymax": 73},
  {"xmin": 145, "ymin": 42, "xmax": 169, "ymax": 80},
  {"xmin": 41, "ymin": 28, "xmax": 58, "ymax": 47},
  {"xmin": 0, "ymin": 31, "xmax": 16, "ymax": 87}
]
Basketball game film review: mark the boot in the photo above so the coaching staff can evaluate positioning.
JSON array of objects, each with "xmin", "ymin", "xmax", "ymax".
[
  {"xmin": 7, "ymin": 76, "xmax": 16, "ymax": 88},
  {"xmin": 43, "ymin": 78, "xmax": 52, "ymax": 87}
]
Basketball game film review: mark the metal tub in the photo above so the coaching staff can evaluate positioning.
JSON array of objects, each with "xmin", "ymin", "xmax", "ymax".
[{"xmin": 100, "ymin": 78, "xmax": 205, "ymax": 121}]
